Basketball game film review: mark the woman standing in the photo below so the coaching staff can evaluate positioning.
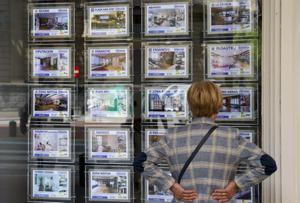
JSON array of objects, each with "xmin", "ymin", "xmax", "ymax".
[{"xmin": 136, "ymin": 81, "xmax": 277, "ymax": 202}]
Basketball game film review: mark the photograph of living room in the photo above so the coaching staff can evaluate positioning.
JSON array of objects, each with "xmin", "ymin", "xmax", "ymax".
[
  {"xmin": 91, "ymin": 51, "xmax": 126, "ymax": 72},
  {"xmin": 34, "ymin": 11, "xmax": 69, "ymax": 31},
  {"xmin": 91, "ymin": 134, "xmax": 127, "ymax": 153},
  {"xmin": 34, "ymin": 93, "xmax": 68, "ymax": 112},
  {"xmin": 210, "ymin": 3, "xmax": 250, "ymax": 26},
  {"xmin": 91, "ymin": 174, "xmax": 127, "ymax": 195},
  {"xmin": 147, "ymin": 6, "xmax": 185, "ymax": 28},
  {"xmin": 91, "ymin": 11, "xmax": 126, "ymax": 30},
  {"xmin": 210, "ymin": 46, "xmax": 250, "ymax": 70},
  {"xmin": 148, "ymin": 49, "xmax": 185, "ymax": 71}
]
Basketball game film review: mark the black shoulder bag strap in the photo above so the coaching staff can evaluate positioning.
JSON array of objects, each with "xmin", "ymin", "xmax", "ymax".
[{"xmin": 177, "ymin": 125, "xmax": 218, "ymax": 184}]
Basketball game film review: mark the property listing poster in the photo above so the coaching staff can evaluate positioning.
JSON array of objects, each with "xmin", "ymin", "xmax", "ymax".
[
  {"xmin": 86, "ymin": 87, "xmax": 130, "ymax": 120},
  {"xmin": 218, "ymin": 87, "xmax": 254, "ymax": 120},
  {"xmin": 32, "ymin": 88, "xmax": 71, "ymax": 118},
  {"xmin": 88, "ymin": 128, "xmax": 129, "ymax": 161},
  {"xmin": 88, "ymin": 47, "xmax": 129, "ymax": 79},
  {"xmin": 32, "ymin": 169, "xmax": 70, "ymax": 199},
  {"xmin": 145, "ymin": 85, "xmax": 189, "ymax": 120},
  {"xmin": 89, "ymin": 170, "xmax": 130, "ymax": 201},
  {"xmin": 145, "ymin": 45, "xmax": 189, "ymax": 78},
  {"xmin": 32, "ymin": 7, "xmax": 71, "ymax": 37},
  {"xmin": 207, "ymin": 43, "xmax": 253, "ymax": 78},
  {"xmin": 32, "ymin": 128, "xmax": 71, "ymax": 159},
  {"xmin": 88, "ymin": 5, "xmax": 129, "ymax": 37},
  {"xmin": 207, "ymin": 0, "xmax": 252, "ymax": 34},
  {"xmin": 32, "ymin": 48, "xmax": 71, "ymax": 78},
  {"xmin": 145, "ymin": 2, "xmax": 188, "ymax": 35}
]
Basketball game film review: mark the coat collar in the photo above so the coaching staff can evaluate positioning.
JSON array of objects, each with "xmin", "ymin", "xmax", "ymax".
[{"xmin": 191, "ymin": 117, "xmax": 216, "ymax": 125}]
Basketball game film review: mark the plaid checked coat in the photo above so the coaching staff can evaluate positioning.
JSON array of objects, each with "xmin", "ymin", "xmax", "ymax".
[{"xmin": 142, "ymin": 117, "xmax": 276, "ymax": 202}]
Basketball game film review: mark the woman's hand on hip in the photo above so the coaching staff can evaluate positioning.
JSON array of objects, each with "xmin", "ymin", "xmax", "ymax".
[
  {"xmin": 170, "ymin": 182, "xmax": 198, "ymax": 202},
  {"xmin": 211, "ymin": 181, "xmax": 239, "ymax": 203}
]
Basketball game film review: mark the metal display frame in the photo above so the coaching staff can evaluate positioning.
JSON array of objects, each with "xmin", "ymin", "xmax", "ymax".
[
  {"xmin": 203, "ymin": 39, "xmax": 258, "ymax": 81},
  {"xmin": 85, "ymin": 43, "xmax": 133, "ymax": 82},
  {"xmin": 27, "ymin": 164, "xmax": 75, "ymax": 203},
  {"xmin": 28, "ymin": 124, "xmax": 75, "ymax": 163},
  {"xmin": 84, "ymin": 84, "xmax": 134, "ymax": 124},
  {"xmin": 203, "ymin": 0, "xmax": 259, "ymax": 39},
  {"xmin": 141, "ymin": 41, "xmax": 193, "ymax": 82},
  {"xmin": 85, "ymin": 125, "xmax": 134, "ymax": 164},
  {"xmin": 85, "ymin": 166, "xmax": 134, "ymax": 203},
  {"xmin": 142, "ymin": 0, "xmax": 193, "ymax": 39},
  {"xmin": 84, "ymin": 1, "xmax": 133, "ymax": 41},
  {"xmin": 215, "ymin": 83, "xmax": 258, "ymax": 123},
  {"xmin": 28, "ymin": 43, "xmax": 75, "ymax": 83},
  {"xmin": 28, "ymin": 3, "xmax": 75, "ymax": 42},
  {"xmin": 142, "ymin": 84, "xmax": 191, "ymax": 123},
  {"xmin": 28, "ymin": 84, "xmax": 75, "ymax": 123}
]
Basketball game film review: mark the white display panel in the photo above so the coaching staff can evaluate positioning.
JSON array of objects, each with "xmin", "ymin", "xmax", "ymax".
[
  {"xmin": 29, "ymin": 45, "xmax": 74, "ymax": 81},
  {"xmin": 206, "ymin": 0, "xmax": 256, "ymax": 35},
  {"xmin": 87, "ymin": 168, "xmax": 131, "ymax": 202},
  {"xmin": 30, "ymin": 127, "xmax": 72, "ymax": 161},
  {"xmin": 28, "ymin": 3, "xmax": 75, "ymax": 41},
  {"xmin": 86, "ymin": 44, "xmax": 132, "ymax": 81},
  {"xmin": 32, "ymin": 169, "xmax": 70, "ymax": 199},
  {"xmin": 143, "ymin": 42, "xmax": 191, "ymax": 80},
  {"xmin": 32, "ymin": 8, "xmax": 70, "ymax": 37},
  {"xmin": 86, "ymin": 126, "xmax": 132, "ymax": 163},
  {"xmin": 217, "ymin": 85, "xmax": 256, "ymax": 121},
  {"xmin": 144, "ymin": 2, "xmax": 189, "ymax": 36},
  {"xmin": 206, "ymin": 41, "xmax": 256, "ymax": 79},
  {"xmin": 31, "ymin": 87, "xmax": 71, "ymax": 119},
  {"xmin": 32, "ymin": 48, "xmax": 70, "ymax": 78},
  {"xmin": 85, "ymin": 4, "xmax": 130, "ymax": 39},
  {"xmin": 85, "ymin": 85, "xmax": 133, "ymax": 123},
  {"xmin": 28, "ymin": 166, "xmax": 74, "ymax": 202},
  {"xmin": 143, "ymin": 84, "xmax": 190, "ymax": 121}
]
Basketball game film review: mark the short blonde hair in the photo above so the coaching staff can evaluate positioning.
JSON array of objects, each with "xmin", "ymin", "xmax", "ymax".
[{"xmin": 187, "ymin": 81, "xmax": 223, "ymax": 117}]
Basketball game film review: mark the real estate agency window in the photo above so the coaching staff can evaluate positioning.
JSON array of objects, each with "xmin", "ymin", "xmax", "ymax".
[{"xmin": 0, "ymin": 0, "xmax": 262, "ymax": 202}]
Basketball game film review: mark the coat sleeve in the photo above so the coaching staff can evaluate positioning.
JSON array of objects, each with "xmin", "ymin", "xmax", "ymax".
[
  {"xmin": 234, "ymin": 134, "xmax": 277, "ymax": 191},
  {"xmin": 142, "ymin": 135, "xmax": 175, "ymax": 191}
]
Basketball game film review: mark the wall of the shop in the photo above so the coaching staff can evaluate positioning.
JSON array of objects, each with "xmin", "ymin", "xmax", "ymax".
[
  {"xmin": 0, "ymin": 0, "xmax": 11, "ymax": 82},
  {"xmin": 0, "ymin": 0, "xmax": 25, "ymax": 83},
  {"xmin": 262, "ymin": 0, "xmax": 300, "ymax": 202},
  {"xmin": 280, "ymin": 0, "xmax": 300, "ymax": 201}
]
